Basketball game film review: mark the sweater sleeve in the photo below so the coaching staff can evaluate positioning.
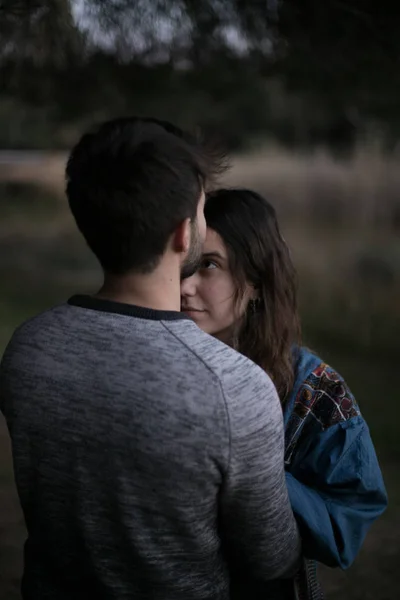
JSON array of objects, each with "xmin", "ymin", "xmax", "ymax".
[
  {"xmin": 285, "ymin": 365, "xmax": 387, "ymax": 569},
  {"xmin": 220, "ymin": 362, "xmax": 302, "ymax": 583}
]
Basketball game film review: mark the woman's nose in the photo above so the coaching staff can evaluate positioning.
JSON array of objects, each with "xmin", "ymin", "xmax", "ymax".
[{"xmin": 181, "ymin": 274, "xmax": 197, "ymax": 297}]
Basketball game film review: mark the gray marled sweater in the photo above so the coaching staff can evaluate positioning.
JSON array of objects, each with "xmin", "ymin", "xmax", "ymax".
[{"xmin": 0, "ymin": 295, "xmax": 300, "ymax": 600}]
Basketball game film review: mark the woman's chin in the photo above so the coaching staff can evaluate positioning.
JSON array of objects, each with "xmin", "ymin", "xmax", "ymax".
[{"xmin": 184, "ymin": 309, "xmax": 203, "ymax": 322}]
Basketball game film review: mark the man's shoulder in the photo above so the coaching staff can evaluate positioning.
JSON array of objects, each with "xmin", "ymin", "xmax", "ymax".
[
  {"xmin": 8, "ymin": 304, "xmax": 68, "ymax": 340},
  {"xmin": 9, "ymin": 303, "xmax": 65, "ymax": 335},
  {"xmin": 164, "ymin": 319, "xmax": 257, "ymax": 366},
  {"xmin": 0, "ymin": 305, "xmax": 68, "ymax": 377},
  {"xmin": 164, "ymin": 320, "xmax": 276, "ymax": 396},
  {"xmin": 165, "ymin": 321, "xmax": 282, "ymax": 432}
]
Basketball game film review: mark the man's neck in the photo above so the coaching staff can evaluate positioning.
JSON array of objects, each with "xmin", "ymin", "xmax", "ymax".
[{"xmin": 95, "ymin": 266, "xmax": 181, "ymax": 312}]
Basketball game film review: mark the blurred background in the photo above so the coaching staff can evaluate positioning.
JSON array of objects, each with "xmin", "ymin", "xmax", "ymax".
[{"xmin": 0, "ymin": 1, "xmax": 399, "ymax": 598}]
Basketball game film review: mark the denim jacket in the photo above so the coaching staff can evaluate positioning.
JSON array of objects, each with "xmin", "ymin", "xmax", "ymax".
[{"xmin": 284, "ymin": 347, "xmax": 388, "ymax": 574}]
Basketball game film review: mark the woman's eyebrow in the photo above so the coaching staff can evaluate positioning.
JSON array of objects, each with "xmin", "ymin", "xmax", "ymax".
[{"xmin": 202, "ymin": 251, "xmax": 226, "ymax": 261}]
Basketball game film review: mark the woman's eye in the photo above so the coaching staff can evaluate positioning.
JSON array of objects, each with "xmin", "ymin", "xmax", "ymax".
[{"xmin": 201, "ymin": 259, "xmax": 217, "ymax": 270}]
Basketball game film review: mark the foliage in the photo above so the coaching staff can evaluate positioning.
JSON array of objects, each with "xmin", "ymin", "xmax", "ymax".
[{"xmin": 1, "ymin": 1, "xmax": 400, "ymax": 150}]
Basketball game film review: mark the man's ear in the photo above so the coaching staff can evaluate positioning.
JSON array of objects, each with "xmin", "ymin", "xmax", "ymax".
[{"xmin": 172, "ymin": 218, "xmax": 191, "ymax": 254}]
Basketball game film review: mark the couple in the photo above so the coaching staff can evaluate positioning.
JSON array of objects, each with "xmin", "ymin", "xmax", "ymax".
[{"xmin": 0, "ymin": 117, "xmax": 386, "ymax": 600}]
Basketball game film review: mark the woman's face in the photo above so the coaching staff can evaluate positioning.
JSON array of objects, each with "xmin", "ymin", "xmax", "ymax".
[{"xmin": 181, "ymin": 228, "xmax": 252, "ymax": 343}]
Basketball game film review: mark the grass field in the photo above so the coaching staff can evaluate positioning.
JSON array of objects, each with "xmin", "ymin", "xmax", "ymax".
[{"xmin": 0, "ymin": 147, "xmax": 399, "ymax": 598}]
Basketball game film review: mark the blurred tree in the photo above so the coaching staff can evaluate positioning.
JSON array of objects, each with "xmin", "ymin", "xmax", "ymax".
[
  {"xmin": 0, "ymin": 0, "xmax": 399, "ymax": 151},
  {"xmin": 0, "ymin": 0, "xmax": 84, "ymax": 66},
  {"xmin": 273, "ymin": 1, "xmax": 400, "ymax": 146}
]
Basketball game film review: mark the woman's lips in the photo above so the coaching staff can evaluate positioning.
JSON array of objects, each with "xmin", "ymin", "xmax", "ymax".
[{"xmin": 182, "ymin": 307, "xmax": 205, "ymax": 314}]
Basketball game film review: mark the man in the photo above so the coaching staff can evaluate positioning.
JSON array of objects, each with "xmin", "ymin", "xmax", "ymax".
[{"xmin": 0, "ymin": 117, "xmax": 301, "ymax": 600}]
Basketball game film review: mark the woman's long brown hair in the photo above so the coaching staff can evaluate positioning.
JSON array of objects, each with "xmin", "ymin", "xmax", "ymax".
[{"xmin": 205, "ymin": 188, "xmax": 301, "ymax": 403}]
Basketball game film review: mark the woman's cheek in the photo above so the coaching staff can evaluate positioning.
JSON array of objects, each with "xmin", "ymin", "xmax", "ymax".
[{"xmin": 204, "ymin": 282, "xmax": 218, "ymax": 308}]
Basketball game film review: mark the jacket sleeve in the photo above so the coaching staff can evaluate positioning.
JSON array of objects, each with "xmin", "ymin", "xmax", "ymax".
[{"xmin": 286, "ymin": 414, "xmax": 387, "ymax": 569}]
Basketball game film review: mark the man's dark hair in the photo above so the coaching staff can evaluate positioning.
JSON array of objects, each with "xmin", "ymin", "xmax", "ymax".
[{"xmin": 66, "ymin": 117, "xmax": 227, "ymax": 274}]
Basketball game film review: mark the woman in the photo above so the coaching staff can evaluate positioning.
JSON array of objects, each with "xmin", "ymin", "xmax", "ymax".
[{"xmin": 181, "ymin": 188, "xmax": 387, "ymax": 598}]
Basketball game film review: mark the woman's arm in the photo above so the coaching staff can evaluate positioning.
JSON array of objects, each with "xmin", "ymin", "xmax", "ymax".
[{"xmin": 285, "ymin": 366, "xmax": 388, "ymax": 569}]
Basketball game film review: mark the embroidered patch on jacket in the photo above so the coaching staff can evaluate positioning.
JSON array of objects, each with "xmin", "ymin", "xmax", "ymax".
[{"xmin": 285, "ymin": 363, "xmax": 360, "ymax": 464}]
